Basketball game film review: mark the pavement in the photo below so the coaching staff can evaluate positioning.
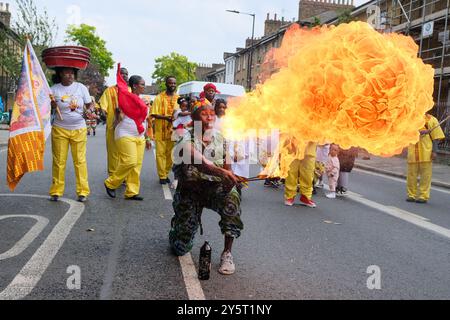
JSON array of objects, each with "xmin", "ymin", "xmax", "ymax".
[
  {"xmin": 0, "ymin": 125, "xmax": 8, "ymax": 147},
  {"xmin": 356, "ymin": 153, "xmax": 450, "ymax": 190}
]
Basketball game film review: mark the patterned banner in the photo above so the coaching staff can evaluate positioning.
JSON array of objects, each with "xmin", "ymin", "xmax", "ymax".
[{"xmin": 7, "ymin": 40, "xmax": 52, "ymax": 191}]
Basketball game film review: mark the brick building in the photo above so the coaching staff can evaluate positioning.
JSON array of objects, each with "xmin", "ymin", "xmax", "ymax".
[
  {"xmin": 0, "ymin": 2, "xmax": 21, "ymax": 111},
  {"xmin": 224, "ymin": 0, "xmax": 355, "ymax": 90}
]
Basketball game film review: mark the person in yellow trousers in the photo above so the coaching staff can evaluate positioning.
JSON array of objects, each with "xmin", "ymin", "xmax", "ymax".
[
  {"xmin": 284, "ymin": 139, "xmax": 318, "ymax": 208},
  {"xmin": 151, "ymin": 76, "xmax": 179, "ymax": 185},
  {"xmin": 99, "ymin": 67, "xmax": 129, "ymax": 176},
  {"xmin": 49, "ymin": 67, "xmax": 92, "ymax": 203},
  {"xmin": 407, "ymin": 113, "xmax": 446, "ymax": 204},
  {"xmin": 104, "ymin": 75, "xmax": 151, "ymax": 201}
]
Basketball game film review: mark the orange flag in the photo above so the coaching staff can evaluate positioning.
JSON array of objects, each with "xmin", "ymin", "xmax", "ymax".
[{"xmin": 7, "ymin": 40, "xmax": 52, "ymax": 191}]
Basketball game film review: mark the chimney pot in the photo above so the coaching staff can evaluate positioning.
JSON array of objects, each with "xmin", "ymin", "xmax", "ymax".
[
  {"xmin": 0, "ymin": 3, "xmax": 4, "ymax": 11},
  {"xmin": 267, "ymin": 13, "xmax": 269, "ymax": 20},
  {"xmin": 274, "ymin": 13, "xmax": 277, "ymax": 20},
  {"xmin": 6, "ymin": 3, "xmax": 9, "ymax": 11}
]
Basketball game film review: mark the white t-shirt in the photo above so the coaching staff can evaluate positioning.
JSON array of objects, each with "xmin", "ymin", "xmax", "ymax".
[
  {"xmin": 52, "ymin": 82, "xmax": 92, "ymax": 131},
  {"xmin": 115, "ymin": 115, "xmax": 147, "ymax": 140},
  {"xmin": 316, "ymin": 145, "xmax": 331, "ymax": 164},
  {"xmin": 173, "ymin": 110, "xmax": 192, "ymax": 129}
]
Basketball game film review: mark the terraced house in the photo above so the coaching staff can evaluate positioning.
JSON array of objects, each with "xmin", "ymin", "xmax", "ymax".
[{"xmin": 0, "ymin": 2, "xmax": 21, "ymax": 112}]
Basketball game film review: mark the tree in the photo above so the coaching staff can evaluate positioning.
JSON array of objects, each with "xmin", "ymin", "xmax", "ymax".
[
  {"xmin": 337, "ymin": 9, "xmax": 354, "ymax": 25},
  {"xmin": 65, "ymin": 24, "xmax": 114, "ymax": 77},
  {"xmin": 79, "ymin": 63, "xmax": 106, "ymax": 98},
  {"xmin": 152, "ymin": 52, "xmax": 197, "ymax": 91},
  {"xmin": 13, "ymin": 0, "xmax": 57, "ymax": 48},
  {"xmin": 0, "ymin": 30, "xmax": 22, "ymax": 80},
  {"xmin": 0, "ymin": 0, "xmax": 58, "ymax": 83}
]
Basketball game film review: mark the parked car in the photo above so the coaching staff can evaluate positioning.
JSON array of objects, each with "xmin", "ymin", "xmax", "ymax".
[{"xmin": 177, "ymin": 81, "xmax": 246, "ymax": 100}]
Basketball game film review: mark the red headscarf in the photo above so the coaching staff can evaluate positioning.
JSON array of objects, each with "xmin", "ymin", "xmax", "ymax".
[
  {"xmin": 117, "ymin": 64, "xmax": 148, "ymax": 134},
  {"xmin": 203, "ymin": 83, "xmax": 220, "ymax": 94}
]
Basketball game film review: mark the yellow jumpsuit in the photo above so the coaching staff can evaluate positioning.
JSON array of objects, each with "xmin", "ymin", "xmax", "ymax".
[
  {"xmin": 407, "ymin": 115, "xmax": 445, "ymax": 201},
  {"xmin": 105, "ymin": 136, "xmax": 146, "ymax": 198},
  {"xmin": 99, "ymin": 86, "xmax": 119, "ymax": 175},
  {"xmin": 50, "ymin": 127, "xmax": 90, "ymax": 197},
  {"xmin": 285, "ymin": 142, "xmax": 318, "ymax": 201},
  {"xmin": 152, "ymin": 92, "xmax": 179, "ymax": 180}
]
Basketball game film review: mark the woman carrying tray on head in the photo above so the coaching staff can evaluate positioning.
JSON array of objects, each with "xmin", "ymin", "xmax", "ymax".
[{"xmin": 48, "ymin": 67, "xmax": 92, "ymax": 203}]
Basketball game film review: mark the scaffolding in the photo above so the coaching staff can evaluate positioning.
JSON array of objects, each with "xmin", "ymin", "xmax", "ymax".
[{"xmin": 389, "ymin": 0, "xmax": 450, "ymax": 150}]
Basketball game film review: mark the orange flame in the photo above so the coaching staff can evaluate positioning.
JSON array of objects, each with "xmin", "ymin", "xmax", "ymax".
[{"xmin": 223, "ymin": 22, "xmax": 435, "ymax": 177}]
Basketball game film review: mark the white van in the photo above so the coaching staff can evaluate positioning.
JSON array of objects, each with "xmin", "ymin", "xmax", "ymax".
[{"xmin": 177, "ymin": 81, "xmax": 246, "ymax": 100}]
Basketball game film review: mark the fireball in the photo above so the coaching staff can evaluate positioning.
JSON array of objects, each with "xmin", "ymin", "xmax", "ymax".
[{"xmin": 223, "ymin": 22, "xmax": 435, "ymax": 177}]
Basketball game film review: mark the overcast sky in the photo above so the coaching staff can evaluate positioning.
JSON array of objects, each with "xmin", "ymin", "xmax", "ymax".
[{"xmin": 10, "ymin": 0, "xmax": 367, "ymax": 86}]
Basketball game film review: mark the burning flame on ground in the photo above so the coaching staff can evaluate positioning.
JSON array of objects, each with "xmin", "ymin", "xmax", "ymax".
[{"xmin": 223, "ymin": 21, "xmax": 435, "ymax": 177}]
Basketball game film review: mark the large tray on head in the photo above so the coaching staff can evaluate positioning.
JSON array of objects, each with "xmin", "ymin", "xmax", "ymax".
[{"xmin": 42, "ymin": 46, "xmax": 91, "ymax": 70}]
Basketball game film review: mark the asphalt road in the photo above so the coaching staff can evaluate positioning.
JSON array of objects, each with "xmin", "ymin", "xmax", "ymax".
[{"xmin": 0, "ymin": 126, "xmax": 449, "ymax": 300}]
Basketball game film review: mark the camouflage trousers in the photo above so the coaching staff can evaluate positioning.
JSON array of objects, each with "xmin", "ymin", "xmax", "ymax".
[{"xmin": 169, "ymin": 182, "xmax": 244, "ymax": 257}]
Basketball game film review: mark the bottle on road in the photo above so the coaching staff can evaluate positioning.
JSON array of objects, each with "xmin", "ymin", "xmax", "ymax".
[{"xmin": 199, "ymin": 242, "xmax": 212, "ymax": 281}]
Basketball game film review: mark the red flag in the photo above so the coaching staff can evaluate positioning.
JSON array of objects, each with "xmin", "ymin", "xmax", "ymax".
[{"xmin": 116, "ymin": 64, "xmax": 148, "ymax": 134}]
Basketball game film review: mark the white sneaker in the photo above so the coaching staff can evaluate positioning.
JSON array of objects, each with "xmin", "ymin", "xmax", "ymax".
[
  {"xmin": 219, "ymin": 251, "xmax": 235, "ymax": 275},
  {"xmin": 326, "ymin": 192, "xmax": 336, "ymax": 199}
]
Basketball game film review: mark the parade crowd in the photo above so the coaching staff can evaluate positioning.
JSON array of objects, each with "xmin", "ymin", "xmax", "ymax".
[{"xmin": 46, "ymin": 66, "xmax": 446, "ymax": 276}]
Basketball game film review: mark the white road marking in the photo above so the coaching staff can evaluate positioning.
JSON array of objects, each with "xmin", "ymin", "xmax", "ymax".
[
  {"xmin": 152, "ymin": 146, "xmax": 205, "ymax": 300},
  {"xmin": 354, "ymin": 168, "xmax": 450, "ymax": 195},
  {"xmin": 178, "ymin": 254, "xmax": 206, "ymax": 301},
  {"xmin": 162, "ymin": 184, "xmax": 173, "ymax": 201},
  {"xmin": 0, "ymin": 215, "xmax": 49, "ymax": 261},
  {"xmin": 387, "ymin": 206, "xmax": 431, "ymax": 222},
  {"xmin": 0, "ymin": 194, "xmax": 84, "ymax": 300},
  {"xmin": 347, "ymin": 191, "xmax": 450, "ymax": 240}
]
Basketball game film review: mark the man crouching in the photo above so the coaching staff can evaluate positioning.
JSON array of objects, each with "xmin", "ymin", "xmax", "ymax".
[{"xmin": 170, "ymin": 103, "xmax": 243, "ymax": 276}]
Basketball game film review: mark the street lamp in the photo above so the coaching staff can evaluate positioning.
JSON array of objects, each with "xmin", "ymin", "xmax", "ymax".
[{"xmin": 226, "ymin": 10, "xmax": 256, "ymax": 91}]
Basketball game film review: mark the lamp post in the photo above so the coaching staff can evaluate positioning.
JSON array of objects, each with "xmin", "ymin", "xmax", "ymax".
[{"xmin": 226, "ymin": 10, "xmax": 256, "ymax": 91}]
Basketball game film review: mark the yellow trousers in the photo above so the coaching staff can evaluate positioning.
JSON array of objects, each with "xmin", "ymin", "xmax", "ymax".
[
  {"xmin": 50, "ymin": 127, "xmax": 90, "ymax": 197},
  {"xmin": 407, "ymin": 162, "xmax": 433, "ymax": 201},
  {"xmin": 105, "ymin": 136, "xmax": 145, "ymax": 198},
  {"xmin": 106, "ymin": 128, "xmax": 118, "ymax": 176},
  {"xmin": 156, "ymin": 140, "xmax": 174, "ymax": 180},
  {"xmin": 285, "ymin": 156, "xmax": 316, "ymax": 200}
]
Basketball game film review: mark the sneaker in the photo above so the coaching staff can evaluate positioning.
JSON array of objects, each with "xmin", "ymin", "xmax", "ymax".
[
  {"xmin": 49, "ymin": 195, "xmax": 59, "ymax": 202},
  {"xmin": 285, "ymin": 198, "xmax": 295, "ymax": 207},
  {"xmin": 416, "ymin": 199, "xmax": 428, "ymax": 204},
  {"xmin": 160, "ymin": 179, "xmax": 168, "ymax": 185},
  {"xmin": 77, "ymin": 196, "xmax": 87, "ymax": 203},
  {"xmin": 165, "ymin": 178, "xmax": 171, "ymax": 184},
  {"xmin": 104, "ymin": 183, "xmax": 116, "ymax": 199},
  {"xmin": 406, "ymin": 197, "xmax": 416, "ymax": 203},
  {"xmin": 219, "ymin": 251, "xmax": 235, "ymax": 275},
  {"xmin": 339, "ymin": 188, "xmax": 348, "ymax": 196},
  {"xmin": 326, "ymin": 192, "xmax": 336, "ymax": 199},
  {"xmin": 125, "ymin": 195, "xmax": 144, "ymax": 201},
  {"xmin": 300, "ymin": 195, "xmax": 317, "ymax": 208},
  {"xmin": 316, "ymin": 182, "xmax": 324, "ymax": 189}
]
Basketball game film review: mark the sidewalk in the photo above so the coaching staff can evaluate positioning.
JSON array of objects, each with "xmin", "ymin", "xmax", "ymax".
[
  {"xmin": 0, "ymin": 125, "xmax": 9, "ymax": 147},
  {"xmin": 355, "ymin": 153, "xmax": 450, "ymax": 190}
]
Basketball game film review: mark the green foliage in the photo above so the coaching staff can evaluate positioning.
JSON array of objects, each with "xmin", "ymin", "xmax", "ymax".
[
  {"xmin": 152, "ymin": 52, "xmax": 197, "ymax": 91},
  {"xmin": 0, "ymin": 29, "xmax": 22, "ymax": 79},
  {"xmin": 65, "ymin": 24, "xmax": 114, "ymax": 77},
  {"xmin": 0, "ymin": 0, "xmax": 58, "ymax": 83},
  {"xmin": 13, "ymin": 0, "xmax": 57, "ymax": 48},
  {"xmin": 311, "ymin": 17, "xmax": 322, "ymax": 28},
  {"xmin": 337, "ymin": 9, "xmax": 354, "ymax": 25}
]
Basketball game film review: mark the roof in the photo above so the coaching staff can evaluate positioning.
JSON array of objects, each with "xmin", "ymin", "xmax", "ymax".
[{"xmin": 303, "ymin": 10, "xmax": 338, "ymax": 24}]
